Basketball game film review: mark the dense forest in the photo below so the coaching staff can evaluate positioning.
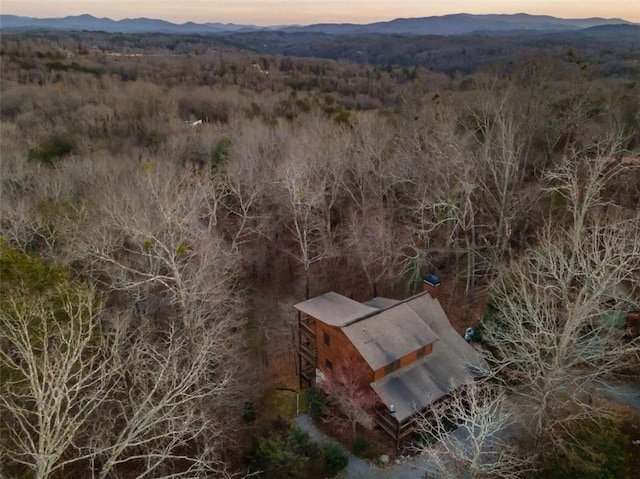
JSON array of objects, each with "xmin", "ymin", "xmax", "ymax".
[
  {"xmin": 220, "ymin": 28, "xmax": 640, "ymax": 77},
  {"xmin": 1, "ymin": 30, "xmax": 639, "ymax": 478}
]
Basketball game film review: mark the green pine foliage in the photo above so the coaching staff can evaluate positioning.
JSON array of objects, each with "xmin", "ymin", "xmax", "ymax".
[
  {"xmin": 536, "ymin": 418, "xmax": 637, "ymax": 479},
  {"xmin": 27, "ymin": 134, "xmax": 76, "ymax": 165},
  {"xmin": 321, "ymin": 441, "xmax": 349, "ymax": 477}
]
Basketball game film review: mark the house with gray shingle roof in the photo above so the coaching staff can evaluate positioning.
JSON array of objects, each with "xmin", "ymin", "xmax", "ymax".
[{"xmin": 294, "ymin": 285, "xmax": 486, "ymax": 446}]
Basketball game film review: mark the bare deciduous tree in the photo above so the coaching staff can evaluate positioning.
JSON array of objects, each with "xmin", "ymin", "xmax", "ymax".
[
  {"xmin": 277, "ymin": 151, "xmax": 333, "ymax": 299},
  {"xmin": 88, "ymin": 314, "xmax": 236, "ymax": 479},
  {"xmin": 344, "ymin": 208, "xmax": 400, "ymax": 297},
  {"xmin": 319, "ymin": 355, "xmax": 379, "ymax": 436},
  {"xmin": 482, "ymin": 157, "xmax": 640, "ymax": 450},
  {"xmin": 414, "ymin": 381, "xmax": 532, "ymax": 479},
  {"xmin": 0, "ymin": 289, "xmax": 115, "ymax": 479},
  {"xmin": 0, "ymin": 160, "xmax": 252, "ymax": 478},
  {"xmin": 82, "ymin": 160, "xmax": 243, "ymax": 319},
  {"xmin": 1, "ymin": 291, "xmax": 241, "ymax": 479}
]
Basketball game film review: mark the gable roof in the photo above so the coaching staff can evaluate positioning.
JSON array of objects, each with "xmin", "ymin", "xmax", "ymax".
[
  {"xmin": 370, "ymin": 297, "xmax": 487, "ymax": 421},
  {"xmin": 295, "ymin": 290, "xmax": 487, "ymax": 422},
  {"xmin": 342, "ymin": 302, "xmax": 439, "ymax": 371},
  {"xmin": 293, "ymin": 292, "xmax": 378, "ymax": 327}
]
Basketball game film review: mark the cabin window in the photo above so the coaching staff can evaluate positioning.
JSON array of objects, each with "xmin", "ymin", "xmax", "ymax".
[
  {"xmin": 417, "ymin": 345, "xmax": 427, "ymax": 359},
  {"xmin": 323, "ymin": 332, "xmax": 330, "ymax": 346},
  {"xmin": 384, "ymin": 359, "xmax": 401, "ymax": 375},
  {"xmin": 325, "ymin": 359, "xmax": 333, "ymax": 370}
]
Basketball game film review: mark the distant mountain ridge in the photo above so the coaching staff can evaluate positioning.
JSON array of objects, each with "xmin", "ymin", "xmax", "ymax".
[
  {"xmin": 280, "ymin": 13, "xmax": 635, "ymax": 35},
  {"xmin": 0, "ymin": 12, "xmax": 636, "ymax": 35},
  {"xmin": 0, "ymin": 14, "xmax": 262, "ymax": 34}
]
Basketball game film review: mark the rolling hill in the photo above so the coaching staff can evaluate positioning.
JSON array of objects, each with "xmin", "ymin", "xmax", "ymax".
[{"xmin": 0, "ymin": 12, "xmax": 635, "ymax": 35}]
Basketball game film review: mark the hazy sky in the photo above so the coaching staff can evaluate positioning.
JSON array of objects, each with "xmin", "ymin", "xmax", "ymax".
[{"xmin": 3, "ymin": 0, "xmax": 639, "ymax": 25}]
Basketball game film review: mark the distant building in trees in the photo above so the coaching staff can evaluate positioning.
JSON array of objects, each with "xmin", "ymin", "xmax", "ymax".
[{"xmin": 294, "ymin": 280, "xmax": 486, "ymax": 447}]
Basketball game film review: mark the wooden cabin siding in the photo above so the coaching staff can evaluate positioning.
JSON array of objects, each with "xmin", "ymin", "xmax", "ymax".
[{"xmin": 315, "ymin": 321, "xmax": 373, "ymax": 382}]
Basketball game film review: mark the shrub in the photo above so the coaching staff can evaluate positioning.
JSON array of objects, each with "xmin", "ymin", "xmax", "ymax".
[
  {"xmin": 321, "ymin": 441, "xmax": 349, "ymax": 477},
  {"xmin": 0, "ymin": 239, "xmax": 69, "ymax": 296},
  {"xmin": 144, "ymin": 129, "xmax": 165, "ymax": 149},
  {"xmin": 28, "ymin": 134, "xmax": 76, "ymax": 165},
  {"xmin": 289, "ymin": 427, "xmax": 322, "ymax": 459},
  {"xmin": 471, "ymin": 322, "xmax": 484, "ymax": 343},
  {"xmin": 351, "ymin": 435, "xmax": 373, "ymax": 458},
  {"xmin": 536, "ymin": 418, "xmax": 634, "ymax": 479},
  {"xmin": 249, "ymin": 432, "xmax": 308, "ymax": 478},
  {"xmin": 247, "ymin": 425, "xmax": 322, "ymax": 478},
  {"xmin": 210, "ymin": 137, "xmax": 231, "ymax": 172},
  {"xmin": 334, "ymin": 110, "xmax": 352, "ymax": 125},
  {"xmin": 246, "ymin": 102, "xmax": 262, "ymax": 119},
  {"xmin": 305, "ymin": 386, "xmax": 326, "ymax": 420},
  {"xmin": 242, "ymin": 401, "xmax": 257, "ymax": 423}
]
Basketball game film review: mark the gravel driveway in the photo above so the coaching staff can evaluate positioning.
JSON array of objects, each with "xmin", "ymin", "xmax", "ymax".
[
  {"xmin": 593, "ymin": 379, "xmax": 640, "ymax": 412},
  {"xmin": 295, "ymin": 414, "xmax": 435, "ymax": 479},
  {"xmin": 295, "ymin": 380, "xmax": 640, "ymax": 479}
]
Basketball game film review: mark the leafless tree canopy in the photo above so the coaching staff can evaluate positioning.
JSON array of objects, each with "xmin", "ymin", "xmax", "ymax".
[
  {"xmin": 1, "ymin": 32, "xmax": 639, "ymax": 477},
  {"xmin": 414, "ymin": 381, "xmax": 534, "ymax": 479},
  {"xmin": 318, "ymin": 355, "xmax": 380, "ymax": 435},
  {"xmin": 482, "ymin": 157, "xmax": 640, "ymax": 449}
]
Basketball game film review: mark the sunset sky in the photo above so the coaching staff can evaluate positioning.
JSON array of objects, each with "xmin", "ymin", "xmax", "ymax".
[{"xmin": 2, "ymin": 0, "xmax": 639, "ymax": 25}]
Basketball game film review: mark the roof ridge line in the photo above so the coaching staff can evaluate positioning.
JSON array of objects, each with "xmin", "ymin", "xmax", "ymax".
[{"xmin": 341, "ymin": 290, "xmax": 432, "ymax": 328}]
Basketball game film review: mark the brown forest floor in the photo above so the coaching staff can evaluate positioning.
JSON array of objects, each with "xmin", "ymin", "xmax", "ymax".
[{"xmin": 246, "ymin": 231, "xmax": 487, "ymax": 332}]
